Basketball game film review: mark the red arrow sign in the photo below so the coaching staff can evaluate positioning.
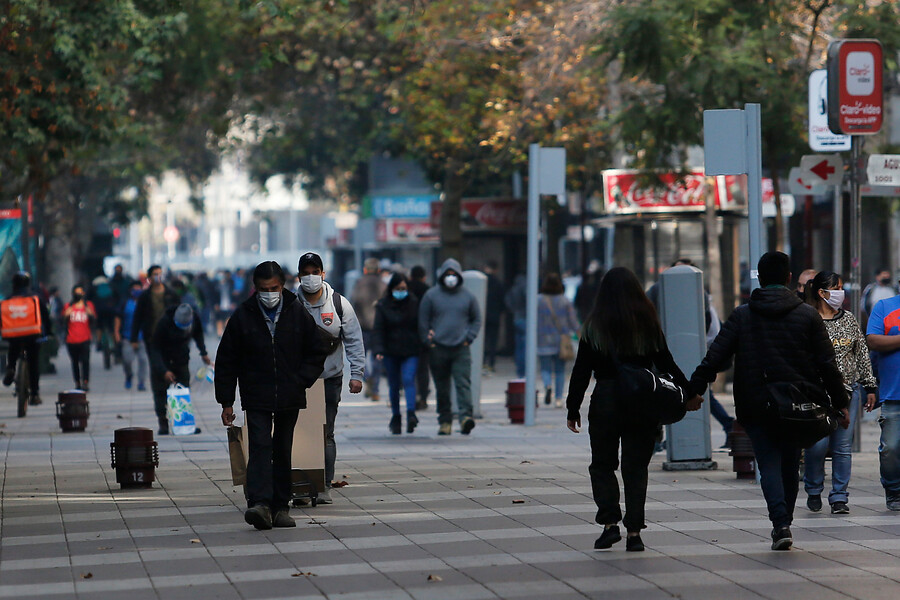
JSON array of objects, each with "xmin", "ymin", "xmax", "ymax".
[{"xmin": 810, "ymin": 160, "xmax": 836, "ymax": 181}]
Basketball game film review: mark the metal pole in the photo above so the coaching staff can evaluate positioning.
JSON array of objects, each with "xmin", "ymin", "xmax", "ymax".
[
  {"xmin": 849, "ymin": 136, "xmax": 862, "ymax": 322},
  {"xmin": 525, "ymin": 144, "xmax": 540, "ymax": 426},
  {"xmin": 833, "ymin": 184, "xmax": 843, "ymax": 276},
  {"xmin": 745, "ymin": 103, "xmax": 763, "ymax": 289}
]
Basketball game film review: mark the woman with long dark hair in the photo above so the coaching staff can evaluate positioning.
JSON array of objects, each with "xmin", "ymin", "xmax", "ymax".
[
  {"xmin": 373, "ymin": 273, "xmax": 421, "ymax": 434},
  {"xmin": 565, "ymin": 267, "xmax": 701, "ymax": 552},
  {"xmin": 537, "ymin": 272, "xmax": 579, "ymax": 407},
  {"xmin": 802, "ymin": 271, "xmax": 877, "ymax": 514}
]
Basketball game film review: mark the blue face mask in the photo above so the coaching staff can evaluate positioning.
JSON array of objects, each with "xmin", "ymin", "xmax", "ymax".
[
  {"xmin": 392, "ymin": 290, "xmax": 408, "ymax": 301},
  {"xmin": 131, "ymin": 289, "xmax": 142, "ymax": 299}
]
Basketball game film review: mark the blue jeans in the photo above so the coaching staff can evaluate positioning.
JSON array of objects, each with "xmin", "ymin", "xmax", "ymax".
[
  {"xmin": 744, "ymin": 423, "xmax": 802, "ymax": 529},
  {"xmin": 804, "ymin": 385, "xmax": 860, "ymax": 504},
  {"xmin": 539, "ymin": 354, "xmax": 566, "ymax": 399},
  {"xmin": 383, "ymin": 355, "xmax": 419, "ymax": 416},
  {"xmin": 879, "ymin": 401, "xmax": 900, "ymax": 497},
  {"xmin": 513, "ymin": 318, "xmax": 526, "ymax": 378}
]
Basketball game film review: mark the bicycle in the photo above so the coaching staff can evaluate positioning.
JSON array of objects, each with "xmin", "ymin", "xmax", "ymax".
[{"xmin": 12, "ymin": 345, "xmax": 30, "ymax": 418}]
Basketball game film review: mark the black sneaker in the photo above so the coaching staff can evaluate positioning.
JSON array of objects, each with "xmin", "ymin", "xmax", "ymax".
[
  {"xmin": 544, "ymin": 387, "xmax": 552, "ymax": 405},
  {"xmin": 771, "ymin": 526, "xmax": 793, "ymax": 551},
  {"xmin": 887, "ymin": 494, "xmax": 900, "ymax": 511},
  {"xmin": 28, "ymin": 394, "xmax": 42, "ymax": 406},
  {"xmin": 830, "ymin": 502, "xmax": 849, "ymax": 514},
  {"xmin": 807, "ymin": 494, "xmax": 822, "ymax": 512},
  {"xmin": 594, "ymin": 525, "xmax": 621, "ymax": 550},
  {"xmin": 626, "ymin": 534, "xmax": 645, "ymax": 552},
  {"xmin": 2, "ymin": 368, "xmax": 14, "ymax": 387},
  {"xmin": 389, "ymin": 414, "xmax": 401, "ymax": 435}
]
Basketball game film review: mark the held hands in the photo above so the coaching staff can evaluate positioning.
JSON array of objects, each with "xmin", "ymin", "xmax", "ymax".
[
  {"xmin": 221, "ymin": 406, "xmax": 235, "ymax": 427},
  {"xmin": 349, "ymin": 379, "xmax": 363, "ymax": 394},
  {"xmin": 865, "ymin": 393, "xmax": 877, "ymax": 412},
  {"xmin": 684, "ymin": 394, "xmax": 704, "ymax": 412}
]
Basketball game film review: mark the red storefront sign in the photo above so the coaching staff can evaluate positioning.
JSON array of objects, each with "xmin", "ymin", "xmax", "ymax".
[
  {"xmin": 602, "ymin": 170, "xmax": 776, "ymax": 215},
  {"xmin": 430, "ymin": 199, "xmax": 527, "ymax": 231},
  {"xmin": 827, "ymin": 39, "xmax": 883, "ymax": 135},
  {"xmin": 375, "ymin": 219, "xmax": 438, "ymax": 243}
]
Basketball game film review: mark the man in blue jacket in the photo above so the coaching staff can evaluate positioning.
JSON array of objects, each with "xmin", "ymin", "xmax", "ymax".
[
  {"xmin": 215, "ymin": 262, "xmax": 327, "ymax": 530},
  {"xmin": 419, "ymin": 259, "xmax": 482, "ymax": 436}
]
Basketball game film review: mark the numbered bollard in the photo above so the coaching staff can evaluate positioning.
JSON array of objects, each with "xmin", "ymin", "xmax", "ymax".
[
  {"xmin": 56, "ymin": 390, "xmax": 89, "ymax": 432},
  {"xmin": 110, "ymin": 427, "xmax": 159, "ymax": 489}
]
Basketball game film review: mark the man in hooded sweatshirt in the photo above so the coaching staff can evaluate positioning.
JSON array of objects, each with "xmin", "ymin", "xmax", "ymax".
[
  {"xmin": 297, "ymin": 252, "xmax": 365, "ymax": 504},
  {"xmin": 419, "ymin": 259, "xmax": 482, "ymax": 435},
  {"xmin": 148, "ymin": 303, "xmax": 211, "ymax": 435},
  {"xmin": 689, "ymin": 251, "xmax": 849, "ymax": 551}
]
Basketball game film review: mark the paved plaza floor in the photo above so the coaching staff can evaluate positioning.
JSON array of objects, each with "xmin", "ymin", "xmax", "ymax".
[{"xmin": 1, "ymin": 343, "xmax": 899, "ymax": 599}]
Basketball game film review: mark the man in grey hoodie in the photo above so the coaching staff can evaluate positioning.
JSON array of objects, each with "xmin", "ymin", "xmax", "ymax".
[
  {"xmin": 297, "ymin": 252, "xmax": 366, "ymax": 503},
  {"xmin": 419, "ymin": 258, "xmax": 482, "ymax": 435}
]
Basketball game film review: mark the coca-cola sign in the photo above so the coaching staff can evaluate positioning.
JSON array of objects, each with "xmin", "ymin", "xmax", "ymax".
[
  {"xmin": 375, "ymin": 219, "xmax": 438, "ymax": 243},
  {"xmin": 430, "ymin": 199, "xmax": 527, "ymax": 231}
]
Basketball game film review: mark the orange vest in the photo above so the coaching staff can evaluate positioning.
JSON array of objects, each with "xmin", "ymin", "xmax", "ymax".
[{"xmin": 1, "ymin": 296, "xmax": 42, "ymax": 338}]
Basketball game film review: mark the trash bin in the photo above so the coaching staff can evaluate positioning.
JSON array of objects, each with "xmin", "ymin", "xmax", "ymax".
[
  {"xmin": 110, "ymin": 427, "xmax": 158, "ymax": 489},
  {"xmin": 56, "ymin": 390, "xmax": 89, "ymax": 432}
]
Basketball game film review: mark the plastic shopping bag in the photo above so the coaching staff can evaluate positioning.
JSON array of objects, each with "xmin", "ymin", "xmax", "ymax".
[{"xmin": 166, "ymin": 383, "xmax": 197, "ymax": 435}]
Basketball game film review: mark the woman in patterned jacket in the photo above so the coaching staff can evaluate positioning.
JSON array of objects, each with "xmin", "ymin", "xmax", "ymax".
[{"xmin": 803, "ymin": 271, "xmax": 878, "ymax": 515}]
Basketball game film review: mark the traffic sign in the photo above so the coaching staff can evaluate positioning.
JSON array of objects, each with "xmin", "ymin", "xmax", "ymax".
[
  {"xmin": 827, "ymin": 39, "xmax": 883, "ymax": 135},
  {"xmin": 799, "ymin": 154, "xmax": 843, "ymax": 186},
  {"xmin": 808, "ymin": 70, "xmax": 851, "ymax": 151},
  {"xmin": 788, "ymin": 166, "xmax": 826, "ymax": 196},
  {"xmin": 866, "ymin": 154, "xmax": 900, "ymax": 186}
]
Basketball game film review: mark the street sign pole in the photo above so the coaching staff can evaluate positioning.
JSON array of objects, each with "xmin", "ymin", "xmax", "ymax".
[
  {"xmin": 833, "ymin": 184, "xmax": 843, "ymax": 276},
  {"xmin": 745, "ymin": 103, "xmax": 764, "ymax": 288},
  {"xmin": 850, "ymin": 136, "xmax": 862, "ymax": 321},
  {"xmin": 525, "ymin": 144, "xmax": 540, "ymax": 427}
]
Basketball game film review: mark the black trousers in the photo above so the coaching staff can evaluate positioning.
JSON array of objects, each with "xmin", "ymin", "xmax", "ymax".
[
  {"xmin": 150, "ymin": 359, "xmax": 190, "ymax": 422},
  {"xmin": 588, "ymin": 380, "xmax": 658, "ymax": 532},
  {"xmin": 66, "ymin": 341, "xmax": 91, "ymax": 387},
  {"xmin": 483, "ymin": 322, "xmax": 500, "ymax": 368},
  {"xmin": 245, "ymin": 408, "xmax": 299, "ymax": 511},
  {"xmin": 7, "ymin": 337, "xmax": 40, "ymax": 393}
]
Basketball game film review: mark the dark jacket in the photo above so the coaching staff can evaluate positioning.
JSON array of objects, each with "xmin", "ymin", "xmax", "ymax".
[
  {"xmin": 565, "ymin": 335, "xmax": 689, "ymax": 423},
  {"xmin": 130, "ymin": 285, "xmax": 179, "ymax": 343},
  {"xmin": 689, "ymin": 286, "xmax": 848, "ymax": 427},
  {"xmin": 214, "ymin": 290, "xmax": 327, "ymax": 411},
  {"xmin": 372, "ymin": 294, "xmax": 420, "ymax": 358},
  {"xmin": 408, "ymin": 278, "xmax": 430, "ymax": 301},
  {"xmin": 148, "ymin": 305, "xmax": 207, "ymax": 374}
]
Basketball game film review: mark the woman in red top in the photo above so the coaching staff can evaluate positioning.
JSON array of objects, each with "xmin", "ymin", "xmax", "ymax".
[{"xmin": 63, "ymin": 285, "xmax": 96, "ymax": 391}]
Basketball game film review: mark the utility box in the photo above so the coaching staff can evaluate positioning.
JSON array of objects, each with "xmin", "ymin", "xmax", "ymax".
[{"xmin": 659, "ymin": 265, "xmax": 716, "ymax": 470}]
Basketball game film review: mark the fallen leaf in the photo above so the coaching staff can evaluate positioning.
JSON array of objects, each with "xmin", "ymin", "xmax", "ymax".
[
  {"xmin": 427, "ymin": 574, "xmax": 443, "ymax": 582},
  {"xmin": 371, "ymin": 523, "xmax": 377, "ymax": 526},
  {"xmin": 512, "ymin": 499, "xmax": 525, "ymax": 504},
  {"xmin": 711, "ymin": 539, "xmax": 718, "ymax": 543},
  {"xmin": 332, "ymin": 481, "xmax": 349, "ymax": 488},
  {"xmin": 307, "ymin": 520, "xmax": 326, "ymax": 525},
  {"xmin": 486, "ymin": 482, "xmax": 494, "ymax": 486},
  {"xmin": 292, "ymin": 572, "xmax": 317, "ymax": 577},
  {"xmin": 81, "ymin": 573, "xmax": 93, "ymax": 579},
  {"xmin": 493, "ymin": 491, "xmax": 502, "ymax": 495},
  {"xmin": 116, "ymin": 415, "xmax": 124, "ymax": 419},
  {"xmin": 467, "ymin": 485, "xmax": 475, "ymax": 489},
  {"xmin": 190, "ymin": 539, "xmax": 201, "ymax": 544},
  {"xmin": 97, "ymin": 547, "xmax": 112, "ymax": 550},
  {"xmin": 343, "ymin": 474, "xmax": 350, "ymax": 479},
  {"xmin": 520, "ymin": 460, "xmax": 532, "ymax": 464}
]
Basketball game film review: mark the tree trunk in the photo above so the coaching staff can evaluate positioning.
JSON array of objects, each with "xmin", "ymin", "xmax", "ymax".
[
  {"xmin": 440, "ymin": 163, "xmax": 465, "ymax": 264},
  {"xmin": 771, "ymin": 170, "xmax": 784, "ymax": 252}
]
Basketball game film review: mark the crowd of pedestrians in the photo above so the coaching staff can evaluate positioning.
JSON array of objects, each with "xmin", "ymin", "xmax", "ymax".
[{"xmin": 7, "ymin": 249, "xmax": 900, "ymax": 552}]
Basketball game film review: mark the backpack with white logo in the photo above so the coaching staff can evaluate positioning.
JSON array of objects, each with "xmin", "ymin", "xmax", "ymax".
[{"xmin": 1, "ymin": 296, "xmax": 42, "ymax": 338}]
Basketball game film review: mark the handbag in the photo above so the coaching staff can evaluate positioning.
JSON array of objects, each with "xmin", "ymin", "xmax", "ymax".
[
  {"xmin": 543, "ymin": 296, "xmax": 575, "ymax": 361},
  {"xmin": 750, "ymin": 311, "xmax": 839, "ymax": 447},
  {"xmin": 613, "ymin": 355, "xmax": 687, "ymax": 426},
  {"xmin": 227, "ymin": 425, "xmax": 247, "ymax": 486}
]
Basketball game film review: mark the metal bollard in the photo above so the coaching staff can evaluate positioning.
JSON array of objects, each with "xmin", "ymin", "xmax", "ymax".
[
  {"xmin": 729, "ymin": 422, "xmax": 756, "ymax": 479},
  {"xmin": 56, "ymin": 390, "xmax": 89, "ymax": 432},
  {"xmin": 110, "ymin": 427, "xmax": 159, "ymax": 489}
]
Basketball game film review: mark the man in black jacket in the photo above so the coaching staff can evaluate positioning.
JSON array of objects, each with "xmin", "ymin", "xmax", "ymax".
[
  {"xmin": 149, "ymin": 303, "xmax": 210, "ymax": 434},
  {"xmin": 689, "ymin": 252, "xmax": 849, "ymax": 551},
  {"xmin": 215, "ymin": 262, "xmax": 327, "ymax": 530}
]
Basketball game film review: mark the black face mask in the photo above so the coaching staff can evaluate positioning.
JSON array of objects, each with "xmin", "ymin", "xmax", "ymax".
[
  {"xmin": 879, "ymin": 278, "xmax": 892, "ymax": 286},
  {"xmin": 72, "ymin": 293, "xmax": 83, "ymax": 302}
]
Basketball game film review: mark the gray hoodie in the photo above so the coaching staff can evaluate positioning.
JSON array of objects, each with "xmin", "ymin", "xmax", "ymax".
[
  {"xmin": 418, "ymin": 259, "xmax": 482, "ymax": 347},
  {"xmin": 300, "ymin": 281, "xmax": 365, "ymax": 380}
]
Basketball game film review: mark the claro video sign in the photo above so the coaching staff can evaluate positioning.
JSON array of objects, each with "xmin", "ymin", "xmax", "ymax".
[{"xmin": 827, "ymin": 39, "xmax": 883, "ymax": 135}]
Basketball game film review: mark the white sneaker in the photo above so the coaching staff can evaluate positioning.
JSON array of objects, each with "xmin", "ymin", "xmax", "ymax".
[{"xmin": 317, "ymin": 489, "xmax": 333, "ymax": 504}]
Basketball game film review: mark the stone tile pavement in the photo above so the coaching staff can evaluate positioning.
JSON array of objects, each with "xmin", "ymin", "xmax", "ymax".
[{"xmin": 1, "ymin": 343, "xmax": 899, "ymax": 599}]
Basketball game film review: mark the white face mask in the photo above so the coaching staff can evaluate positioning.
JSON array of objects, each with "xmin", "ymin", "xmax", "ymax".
[
  {"xmin": 823, "ymin": 289, "xmax": 845, "ymax": 311},
  {"xmin": 443, "ymin": 274, "xmax": 459, "ymax": 288},
  {"xmin": 300, "ymin": 274, "xmax": 323, "ymax": 294},
  {"xmin": 258, "ymin": 291, "xmax": 281, "ymax": 309}
]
